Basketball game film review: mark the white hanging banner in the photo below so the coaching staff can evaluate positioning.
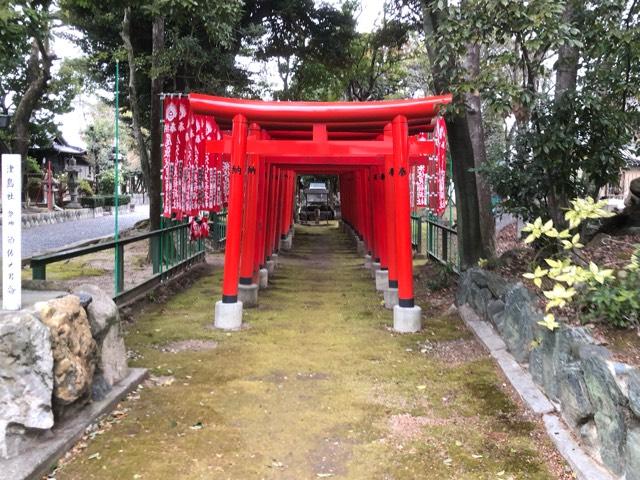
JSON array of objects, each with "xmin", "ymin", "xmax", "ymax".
[{"xmin": 3, "ymin": 154, "xmax": 21, "ymax": 310}]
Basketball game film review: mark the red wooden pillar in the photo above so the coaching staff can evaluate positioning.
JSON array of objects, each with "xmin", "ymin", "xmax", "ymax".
[
  {"xmin": 364, "ymin": 167, "xmax": 374, "ymax": 256},
  {"xmin": 392, "ymin": 115, "xmax": 414, "ymax": 307},
  {"xmin": 238, "ymin": 123, "xmax": 261, "ymax": 286},
  {"xmin": 384, "ymin": 128, "xmax": 398, "ymax": 289},
  {"xmin": 221, "ymin": 114, "xmax": 248, "ymax": 303},
  {"xmin": 254, "ymin": 147, "xmax": 268, "ymax": 270},
  {"xmin": 272, "ymin": 168, "xmax": 282, "ymax": 252},
  {"xmin": 265, "ymin": 164, "xmax": 276, "ymax": 259},
  {"xmin": 376, "ymin": 167, "xmax": 387, "ymax": 268}
]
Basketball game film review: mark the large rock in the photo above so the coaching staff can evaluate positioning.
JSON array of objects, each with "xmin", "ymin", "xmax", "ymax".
[
  {"xmin": 71, "ymin": 285, "xmax": 128, "ymax": 399},
  {"xmin": 497, "ymin": 284, "xmax": 539, "ymax": 363},
  {"xmin": 582, "ymin": 355, "xmax": 626, "ymax": 411},
  {"xmin": 628, "ymin": 368, "xmax": 640, "ymax": 418},
  {"xmin": 582, "ymin": 355, "xmax": 627, "ymax": 475},
  {"xmin": 0, "ymin": 312, "xmax": 54, "ymax": 459},
  {"xmin": 71, "ymin": 284, "xmax": 118, "ymax": 340},
  {"xmin": 35, "ymin": 295, "xmax": 97, "ymax": 410},
  {"xmin": 594, "ymin": 410, "xmax": 626, "ymax": 475},
  {"xmin": 558, "ymin": 364, "xmax": 593, "ymax": 428},
  {"xmin": 626, "ymin": 427, "xmax": 640, "ymax": 480}
]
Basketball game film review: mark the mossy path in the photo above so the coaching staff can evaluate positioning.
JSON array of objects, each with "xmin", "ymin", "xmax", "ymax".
[{"xmin": 56, "ymin": 223, "xmax": 559, "ymax": 479}]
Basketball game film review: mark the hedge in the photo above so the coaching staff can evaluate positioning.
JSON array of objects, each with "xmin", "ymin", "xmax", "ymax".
[{"xmin": 80, "ymin": 195, "xmax": 131, "ymax": 208}]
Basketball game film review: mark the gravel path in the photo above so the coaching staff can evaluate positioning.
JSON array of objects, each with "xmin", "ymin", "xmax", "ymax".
[{"xmin": 3, "ymin": 206, "xmax": 150, "ymax": 258}]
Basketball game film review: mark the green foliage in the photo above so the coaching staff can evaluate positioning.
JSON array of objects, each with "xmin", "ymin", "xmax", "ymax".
[
  {"xmin": 97, "ymin": 168, "xmax": 124, "ymax": 195},
  {"xmin": 483, "ymin": 92, "xmax": 636, "ymax": 223},
  {"xmin": 519, "ymin": 198, "xmax": 627, "ymax": 331},
  {"xmin": 579, "ymin": 247, "xmax": 640, "ymax": 328},
  {"xmin": 78, "ymin": 179, "xmax": 94, "ymax": 197},
  {"xmin": 80, "ymin": 194, "xmax": 130, "ymax": 208},
  {"xmin": 80, "ymin": 195, "xmax": 104, "ymax": 208},
  {"xmin": 25, "ymin": 156, "xmax": 42, "ymax": 175},
  {"xmin": 1, "ymin": 2, "xmax": 84, "ymax": 149},
  {"xmin": 83, "ymin": 102, "xmax": 133, "ymax": 173},
  {"xmin": 288, "ymin": 3, "xmax": 411, "ymax": 101}
]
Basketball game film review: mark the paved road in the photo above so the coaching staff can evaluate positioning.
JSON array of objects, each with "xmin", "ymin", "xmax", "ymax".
[{"xmin": 3, "ymin": 206, "xmax": 150, "ymax": 258}]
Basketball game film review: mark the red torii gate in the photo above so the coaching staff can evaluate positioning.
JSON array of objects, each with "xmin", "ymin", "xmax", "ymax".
[{"xmin": 185, "ymin": 93, "xmax": 452, "ymax": 332}]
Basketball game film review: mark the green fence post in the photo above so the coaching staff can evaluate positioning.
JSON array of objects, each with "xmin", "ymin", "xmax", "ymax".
[
  {"xmin": 32, "ymin": 262, "xmax": 46, "ymax": 280},
  {"xmin": 152, "ymin": 233, "xmax": 161, "ymax": 274},
  {"xmin": 442, "ymin": 228, "xmax": 448, "ymax": 265},
  {"xmin": 115, "ymin": 243, "xmax": 125, "ymax": 295}
]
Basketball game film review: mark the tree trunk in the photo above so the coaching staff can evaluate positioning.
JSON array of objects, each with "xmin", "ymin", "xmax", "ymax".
[
  {"xmin": 447, "ymin": 115, "xmax": 487, "ymax": 268},
  {"xmin": 149, "ymin": 15, "xmax": 165, "ymax": 232},
  {"xmin": 121, "ymin": 7, "xmax": 151, "ymax": 195},
  {"xmin": 11, "ymin": 37, "xmax": 52, "ymax": 159},
  {"xmin": 554, "ymin": 1, "xmax": 580, "ymax": 102},
  {"xmin": 420, "ymin": 0, "xmax": 496, "ymax": 268},
  {"xmin": 464, "ymin": 43, "xmax": 496, "ymax": 258},
  {"xmin": 547, "ymin": 0, "xmax": 581, "ymax": 225}
]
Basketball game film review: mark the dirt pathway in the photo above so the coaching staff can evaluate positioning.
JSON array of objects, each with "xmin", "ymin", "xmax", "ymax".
[{"xmin": 56, "ymin": 223, "xmax": 562, "ymax": 479}]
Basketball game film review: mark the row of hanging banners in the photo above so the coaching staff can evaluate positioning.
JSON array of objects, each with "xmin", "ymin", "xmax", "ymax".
[{"xmin": 161, "ymin": 96, "xmax": 449, "ymax": 222}]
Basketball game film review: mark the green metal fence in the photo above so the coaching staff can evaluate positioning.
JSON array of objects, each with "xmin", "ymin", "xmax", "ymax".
[
  {"xmin": 31, "ymin": 213, "xmax": 227, "ymax": 305},
  {"xmin": 411, "ymin": 214, "xmax": 459, "ymax": 271},
  {"xmin": 211, "ymin": 211, "xmax": 227, "ymax": 247},
  {"xmin": 410, "ymin": 215, "xmax": 422, "ymax": 254}
]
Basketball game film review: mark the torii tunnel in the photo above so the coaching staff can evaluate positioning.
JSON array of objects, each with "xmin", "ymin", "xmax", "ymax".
[{"xmin": 187, "ymin": 93, "xmax": 452, "ymax": 332}]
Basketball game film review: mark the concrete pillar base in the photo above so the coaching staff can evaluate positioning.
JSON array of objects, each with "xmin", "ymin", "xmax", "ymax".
[
  {"xmin": 393, "ymin": 305, "xmax": 422, "ymax": 333},
  {"xmin": 238, "ymin": 283, "xmax": 258, "ymax": 308},
  {"xmin": 280, "ymin": 235, "xmax": 293, "ymax": 251},
  {"xmin": 266, "ymin": 259, "xmax": 276, "ymax": 274},
  {"xmin": 383, "ymin": 287, "xmax": 398, "ymax": 309},
  {"xmin": 259, "ymin": 268, "xmax": 268, "ymax": 289},
  {"xmin": 272, "ymin": 253, "xmax": 279, "ymax": 266},
  {"xmin": 364, "ymin": 254, "xmax": 372, "ymax": 269},
  {"xmin": 371, "ymin": 261, "xmax": 381, "ymax": 278},
  {"xmin": 214, "ymin": 300, "xmax": 243, "ymax": 330},
  {"xmin": 375, "ymin": 269, "xmax": 389, "ymax": 291}
]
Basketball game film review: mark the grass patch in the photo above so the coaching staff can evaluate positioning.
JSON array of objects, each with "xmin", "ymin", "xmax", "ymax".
[
  {"xmin": 55, "ymin": 224, "xmax": 556, "ymax": 480},
  {"xmin": 22, "ymin": 260, "xmax": 105, "ymax": 281}
]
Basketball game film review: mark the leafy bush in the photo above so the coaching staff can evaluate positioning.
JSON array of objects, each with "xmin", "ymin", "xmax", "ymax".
[
  {"xmin": 520, "ymin": 197, "xmax": 617, "ymax": 331},
  {"xmin": 80, "ymin": 196, "xmax": 105, "ymax": 208},
  {"xmin": 97, "ymin": 168, "xmax": 124, "ymax": 195},
  {"xmin": 104, "ymin": 194, "xmax": 130, "ymax": 207},
  {"xmin": 78, "ymin": 179, "xmax": 94, "ymax": 197},
  {"xmin": 579, "ymin": 247, "xmax": 640, "ymax": 328},
  {"xmin": 80, "ymin": 195, "xmax": 130, "ymax": 208},
  {"xmin": 25, "ymin": 156, "xmax": 42, "ymax": 175}
]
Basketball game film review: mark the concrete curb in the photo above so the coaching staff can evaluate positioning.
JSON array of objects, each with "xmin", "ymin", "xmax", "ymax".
[
  {"xmin": 0, "ymin": 368, "xmax": 148, "ymax": 480},
  {"xmin": 457, "ymin": 304, "xmax": 614, "ymax": 480},
  {"xmin": 22, "ymin": 205, "xmax": 134, "ymax": 229}
]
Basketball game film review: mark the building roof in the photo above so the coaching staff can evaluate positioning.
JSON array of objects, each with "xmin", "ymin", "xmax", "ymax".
[
  {"xmin": 51, "ymin": 136, "xmax": 87, "ymax": 155},
  {"xmin": 29, "ymin": 136, "xmax": 90, "ymax": 164}
]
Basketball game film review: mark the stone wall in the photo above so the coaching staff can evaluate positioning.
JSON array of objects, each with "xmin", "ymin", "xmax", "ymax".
[
  {"xmin": 0, "ymin": 284, "xmax": 128, "ymax": 459},
  {"xmin": 22, "ymin": 205, "xmax": 134, "ymax": 229},
  {"xmin": 457, "ymin": 269, "xmax": 640, "ymax": 480}
]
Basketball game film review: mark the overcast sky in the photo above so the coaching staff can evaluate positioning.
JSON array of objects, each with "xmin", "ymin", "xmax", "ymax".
[{"xmin": 54, "ymin": 0, "xmax": 385, "ymax": 148}]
